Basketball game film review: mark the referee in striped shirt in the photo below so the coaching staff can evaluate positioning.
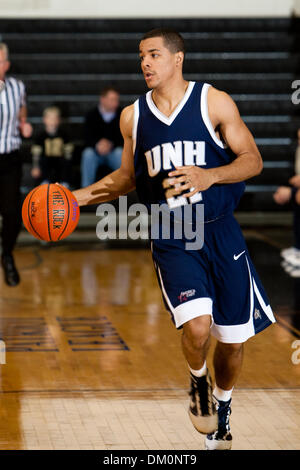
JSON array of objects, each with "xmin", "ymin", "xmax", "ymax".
[{"xmin": 0, "ymin": 42, "xmax": 32, "ymax": 286}]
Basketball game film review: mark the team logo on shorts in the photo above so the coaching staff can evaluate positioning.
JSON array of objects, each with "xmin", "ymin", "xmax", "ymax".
[
  {"xmin": 178, "ymin": 289, "xmax": 196, "ymax": 302},
  {"xmin": 254, "ymin": 308, "xmax": 262, "ymax": 320}
]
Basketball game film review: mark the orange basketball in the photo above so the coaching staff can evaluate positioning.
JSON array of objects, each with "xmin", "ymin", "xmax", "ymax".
[{"xmin": 22, "ymin": 183, "xmax": 80, "ymax": 241}]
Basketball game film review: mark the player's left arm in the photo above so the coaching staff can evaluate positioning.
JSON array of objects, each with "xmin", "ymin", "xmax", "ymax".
[
  {"xmin": 169, "ymin": 87, "xmax": 263, "ymax": 198},
  {"xmin": 207, "ymin": 87, "xmax": 263, "ymax": 183}
]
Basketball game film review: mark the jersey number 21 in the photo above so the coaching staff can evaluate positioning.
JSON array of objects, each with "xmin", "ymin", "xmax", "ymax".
[{"xmin": 162, "ymin": 178, "xmax": 203, "ymax": 209}]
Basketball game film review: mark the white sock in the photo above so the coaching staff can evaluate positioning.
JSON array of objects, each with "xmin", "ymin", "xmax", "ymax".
[
  {"xmin": 189, "ymin": 361, "xmax": 207, "ymax": 378},
  {"xmin": 213, "ymin": 385, "xmax": 234, "ymax": 402}
]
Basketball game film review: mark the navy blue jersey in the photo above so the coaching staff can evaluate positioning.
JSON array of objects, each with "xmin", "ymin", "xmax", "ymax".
[{"xmin": 133, "ymin": 81, "xmax": 245, "ymax": 222}]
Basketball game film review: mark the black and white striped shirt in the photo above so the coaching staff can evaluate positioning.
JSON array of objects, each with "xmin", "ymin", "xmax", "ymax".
[{"xmin": 0, "ymin": 76, "xmax": 26, "ymax": 154}]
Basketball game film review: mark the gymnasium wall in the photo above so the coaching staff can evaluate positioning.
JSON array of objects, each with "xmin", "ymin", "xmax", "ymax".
[{"xmin": 0, "ymin": 0, "xmax": 299, "ymax": 18}]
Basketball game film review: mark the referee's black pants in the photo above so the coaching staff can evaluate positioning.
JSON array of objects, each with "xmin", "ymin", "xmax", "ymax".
[{"xmin": 0, "ymin": 151, "xmax": 22, "ymax": 256}]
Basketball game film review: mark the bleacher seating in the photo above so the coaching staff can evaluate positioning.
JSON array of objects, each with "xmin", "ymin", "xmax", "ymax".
[{"xmin": 0, "ymin": 17, "xmax": 299, "ymax": 211}]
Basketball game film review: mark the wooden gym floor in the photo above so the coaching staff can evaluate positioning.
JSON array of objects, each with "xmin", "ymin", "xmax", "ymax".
[{"xmin": 0, "ymin": 229, "xmax": 299, "ymax": 450}]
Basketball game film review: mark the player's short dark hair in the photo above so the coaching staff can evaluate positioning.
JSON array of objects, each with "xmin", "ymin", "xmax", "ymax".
[
  {"xmin": 141, "ymin": 28, "xmax": 185, "ymax": 54},
  {"xmin": 100, "ymin": 86, "xmax": 120, "ymax": 97}
]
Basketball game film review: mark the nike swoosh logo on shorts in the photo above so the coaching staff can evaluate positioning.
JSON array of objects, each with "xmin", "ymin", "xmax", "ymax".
[{"xmin": 233, "ymin": 250, "xmax": 245, "ymax": 261}]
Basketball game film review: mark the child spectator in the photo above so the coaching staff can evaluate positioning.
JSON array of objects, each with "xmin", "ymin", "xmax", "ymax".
[{"xmin": 31, "ymin": 106, "xmax": 74, "ymax": 188}]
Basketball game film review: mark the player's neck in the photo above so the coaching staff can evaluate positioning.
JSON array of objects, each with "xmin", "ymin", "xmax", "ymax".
[{"xmin": 151, "ymin": 78, "xmax": 189, "ymax": 117}]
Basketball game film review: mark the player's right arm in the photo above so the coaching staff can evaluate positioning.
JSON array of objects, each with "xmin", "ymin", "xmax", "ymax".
[{"xmin": 73, "ymin": 105, "xmax": 136, "ymax": 206}]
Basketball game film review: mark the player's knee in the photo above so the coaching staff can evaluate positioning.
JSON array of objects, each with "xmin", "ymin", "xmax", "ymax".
[{"xmin": 183, "ymin": 315, "xmax": 211, "ymax": 350}]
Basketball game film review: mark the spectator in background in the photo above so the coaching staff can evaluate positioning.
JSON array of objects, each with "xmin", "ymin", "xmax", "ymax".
[
  {"xmin": 273, "ymin": 128, "xmax": 300, "ymax": 276},
  {"xmin": 0, "ymin": 42, "xmax": 32, "ymax": 286},
  {"xmin": 31, "ymin": 106, "xmax": 74, "ymax": 189},
  {"xmin": 81, "ymin": 87, "xmax": 123, "ymax": 187}
]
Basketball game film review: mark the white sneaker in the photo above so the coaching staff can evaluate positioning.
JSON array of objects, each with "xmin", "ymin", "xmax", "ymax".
[
  {"xmin": 289, "ymin": 267, "xmax": 300, "ymax": 277},
  {"xmin": 281, "ymin": 247, "xmax": 300, "ymax": 259},
  {"xmin": 281, "ymin": 247, "xmax": 298, "ymax": 258},
  {"xmin": 283, "ymin": 252, "xmax": 300, "ymax": 267},
  {"xmin": 281, "ymin": 261, "xmax": 294, "ymax": 273},
  {"xmin": 280, "ymin": 260, "xmax": 300, "ymax": 277},
  {"xmin": 188, "ymin": 370, "xmax": 218, "ymax": 435},
  {"xmin": 205, "ymin": 397, "xmax": 232, "ymax": 450}
]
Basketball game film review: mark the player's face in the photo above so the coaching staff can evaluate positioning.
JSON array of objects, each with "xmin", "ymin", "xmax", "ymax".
[
  {"xmin": 139, "ymin": 37, "xmax": 179, "ymax": 89},
  {"xmin": 0, "ymin": 49, "xmax": 10, "ymax": 81}
]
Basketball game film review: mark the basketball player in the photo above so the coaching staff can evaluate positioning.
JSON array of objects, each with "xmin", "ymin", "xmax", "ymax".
[{"xmin": 73, "ymin": 29, "xmax": 276, "ymax": 450}]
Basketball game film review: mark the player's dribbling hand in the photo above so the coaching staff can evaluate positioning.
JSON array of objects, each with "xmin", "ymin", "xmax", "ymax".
[{"xmin": 168, "ymin": 165, "xmax": 217, "ymax": 198}]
